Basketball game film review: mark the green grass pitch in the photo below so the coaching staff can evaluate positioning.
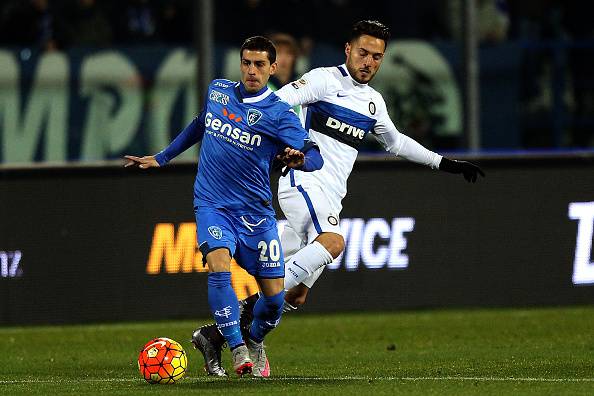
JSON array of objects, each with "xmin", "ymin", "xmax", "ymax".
[{"xmin": 1, "ymin": 306, "xmax": 593, "ymax": 395}]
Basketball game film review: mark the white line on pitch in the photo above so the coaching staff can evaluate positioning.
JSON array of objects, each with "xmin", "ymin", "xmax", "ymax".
[{"xmin": 2, "ymin": 376, "xmax": 594, "ymax": 384}]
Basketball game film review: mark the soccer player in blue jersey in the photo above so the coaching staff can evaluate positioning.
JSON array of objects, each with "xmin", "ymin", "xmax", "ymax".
[
  {"xmin": 192, "ymin": 20, "xmax": 485, "ymax": 377},
  {"xmin": 124, "ymin": 36, "xmax": 323, "ymax": 377}
]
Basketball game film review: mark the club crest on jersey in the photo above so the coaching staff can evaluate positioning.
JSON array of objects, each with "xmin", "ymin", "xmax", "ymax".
[
  {"xmin": 247, "ymin": 109, "xmax": 263, "ymax": 126},
  {"xmin": 208, "ymin": 226, "xmax": 222, "ymax": 240}
]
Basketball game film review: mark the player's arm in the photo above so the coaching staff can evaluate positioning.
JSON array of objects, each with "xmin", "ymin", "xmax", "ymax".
[
  {"xmin": 276, "ymin": 110, "xmax": 324, "ymax": 173},
  {"xmin": 275, "ymin": 68, "xmax": 330, "ymax": 107},
  {"xmin": 124, "ymin": 111, "xmax": 206, "ymax": 169},
  {"xmin": 276, "ymin": 139, "xmax": 323, "ymax": 172},
  {"xmin": 373, "ymin": 99, "xmax": 484, "ymax": 183}
]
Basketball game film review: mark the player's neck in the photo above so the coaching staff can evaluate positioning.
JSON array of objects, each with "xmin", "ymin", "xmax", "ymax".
[
  {"xmin": 238, "ymin": 82, "xmax": 269, "ymax": 98},
  {"xmin": 340, "ymin": 64, "xmax": 367, "ymax": 86}
]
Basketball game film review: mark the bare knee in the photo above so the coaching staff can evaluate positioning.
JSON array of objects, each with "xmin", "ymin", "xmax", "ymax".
[{"xmin": 315, "ymin": 233, "xmax": 345, "ymax": 259}]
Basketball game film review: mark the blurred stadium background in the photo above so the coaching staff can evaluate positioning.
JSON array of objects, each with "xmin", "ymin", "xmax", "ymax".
[
  {"xmin": 0, "ymin": 0, "xmax": 593, "ymax": 327},
  {"xmin": 1, "ymin": 2, "xmax": 594, "ymax": 394}
]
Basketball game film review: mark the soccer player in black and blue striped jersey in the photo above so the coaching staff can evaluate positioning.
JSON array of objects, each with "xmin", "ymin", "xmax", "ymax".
[{"xmin": 125, "ymin": 36, "xmax": 323, "ymax": 377}]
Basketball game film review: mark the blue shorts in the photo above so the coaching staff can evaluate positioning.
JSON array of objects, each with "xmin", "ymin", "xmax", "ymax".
[{"xmin": 195, "ymin": 207, "xmax": 284, "ymax": 279}]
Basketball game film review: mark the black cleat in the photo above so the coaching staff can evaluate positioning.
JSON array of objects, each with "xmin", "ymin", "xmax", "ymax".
[{"xmin": 191, "ymin": 323, "xmax": 227, "ymax": 377}]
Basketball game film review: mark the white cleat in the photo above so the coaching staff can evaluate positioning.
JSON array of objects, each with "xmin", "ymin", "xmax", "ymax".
[
  {"xmin": 246, "ymin": 338, "xmax": 270, "ymax": 378},
  {"xmin": 231, "ymin": 345, "xmax": 253, "ymax": 376}
]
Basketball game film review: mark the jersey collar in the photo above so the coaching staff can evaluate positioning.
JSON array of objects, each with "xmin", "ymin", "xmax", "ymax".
[
  {"xmin": 339, "ymin": 64, "xmax": 367, "ymax": 87},
  {"xmin": 235, "ymin": 82, "xmax": 273, "ymax": 103}
]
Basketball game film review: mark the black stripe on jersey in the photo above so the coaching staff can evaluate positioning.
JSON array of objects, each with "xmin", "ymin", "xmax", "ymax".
[
  {"xmin": 309, "ymin": 111, "xmax": 367, "ymax": 150},
  {"xmin": 337, "ymin": 65, "xmax": 348, "ymax": 77}
]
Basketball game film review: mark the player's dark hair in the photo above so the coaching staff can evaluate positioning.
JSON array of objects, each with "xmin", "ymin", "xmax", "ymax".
[
  {"xmin": 349, "ymin": 20, "xmax": 391, "ymax": 47},
  {"xmin": 240, "ymin": 36, "xmax": 277, "ymax": 63}
]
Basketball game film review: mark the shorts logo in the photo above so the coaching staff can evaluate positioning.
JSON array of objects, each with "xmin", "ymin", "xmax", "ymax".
[
  {"xmin": 208, "ymin": 226, "xmax": 223, "ymax": 240},
  {"xmin": 369, "ymin": 101, "xmax": 376, "ymax": 115},
  {"xmin": 328, "ymin": 215, "xmax": 339, "ymax": 226},
  {"xmin": 214, "ymin": 305, "xmax": 233, "ymax": 318},
  {"xmin": 247, "ymin": 109, "xmax": 263, "ymax": 126}
]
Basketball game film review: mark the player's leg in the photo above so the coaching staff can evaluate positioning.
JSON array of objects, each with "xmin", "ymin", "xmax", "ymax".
[
  {"xmin": 204, "ymin": 248, "xmax": 252, "ymax": 375},
  {"xmin": 236, "ymin": 219, "xmax": 285, "ymax": 377},
  {"xmin": 279, "ymin": 182, "xmax": 344, "ymax": 291},
  {"xmin": 284, "ymin": 264, "xmax": 324, "ymax": 310},
  {"xmin": 245, "ymin": 276, "xmax": 284, "ymax": 377},
  {"xmin": 250, "ymin": 277, "xmax": 285, "ymax": 343},
  {"xmin": 193, "ymin": 208, "xmax": 251, "ymax": 376}
]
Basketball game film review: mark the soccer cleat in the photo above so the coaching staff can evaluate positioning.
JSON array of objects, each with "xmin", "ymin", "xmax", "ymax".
[
  {"xmin": 246, "ymin": 337, "xmax": 270, "ymax": 378},
  {"xmin": 282, "ymin": 300, "xmax": 299, "ymax": 313},
  {"xmin": 191, "ymin": 324, "xmax": 227, "ymax": 377},
  {"xmin": 231, "ymin": 344, "xmax": 253, "ymax": 376}
]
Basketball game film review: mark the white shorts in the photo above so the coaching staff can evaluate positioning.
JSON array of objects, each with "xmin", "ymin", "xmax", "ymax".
[{"xmin": 278, "ymin": 171, "xmax": 342, "ymax": 288}]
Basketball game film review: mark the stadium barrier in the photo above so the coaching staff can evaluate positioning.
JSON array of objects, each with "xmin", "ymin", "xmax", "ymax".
[
  {"xmin": 0, "ymin": 42, "xmax": 521, "ymax": 165},
  {"xmin": 1, "ymin": 154, "xmax": 594, "ymax": 325}
]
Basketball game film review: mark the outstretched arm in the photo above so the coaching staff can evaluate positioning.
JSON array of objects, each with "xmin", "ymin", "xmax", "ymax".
[
  {"xmin": 375, "ymin": 131, "xmax": 485, "ymax": 183},
  {"xmin": 124, "ymin": 155, "xmax": 159, "ymax": 169},
  {"xmin": 154, "ymin": 115, "xmax": 205, "ymax": 166},
  {"xmin": 373, "ymin": 98, "xmax": 484, "ymax": 183},
  {"xmin": 438, "ymin": 157, "xmax": 485, "ymax": 183},
  {"xmin": 123, "ymin": 114, "xmax": 205, "ymax": 169}
]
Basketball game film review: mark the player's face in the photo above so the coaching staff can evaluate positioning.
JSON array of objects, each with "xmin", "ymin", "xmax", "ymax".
[
  {"xmin": 344, "ymin": 34, "xmax": 386, "ymax": 84},
  {"xmin": 240, "ymin": 50, "xmax": 277, "ymax": 93}
]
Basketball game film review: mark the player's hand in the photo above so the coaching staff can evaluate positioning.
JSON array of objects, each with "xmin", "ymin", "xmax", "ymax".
[
  {"xmin": 276, "ymin": 147, "xmax": 305, "ymax": 169},
  {"xmin": 123, "ymin": 155, "xmax": 160, "ymax": 169},
  {"xmin": 439, "ymin": 158, "xmax": 485, "ymax": 183}
]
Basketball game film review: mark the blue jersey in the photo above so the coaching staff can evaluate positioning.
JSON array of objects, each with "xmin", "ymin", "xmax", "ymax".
[{"xmin": 155, "ymin": 79, "xmax": 314, "ymax": 216}]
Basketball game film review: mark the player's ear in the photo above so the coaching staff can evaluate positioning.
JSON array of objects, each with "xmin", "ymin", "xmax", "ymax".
[
  {"xmin": 269, "ymin": 61, "xmax": 278, "ymax": 76},
  {"xmin": 345, "ymin": 42, "xmax": 351, "ymax": 57}
]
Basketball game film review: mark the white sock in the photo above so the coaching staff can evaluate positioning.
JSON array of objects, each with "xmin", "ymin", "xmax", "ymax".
[{"xmin": 284, "ymin": 241, "xmax": 333, "ymax": 290}]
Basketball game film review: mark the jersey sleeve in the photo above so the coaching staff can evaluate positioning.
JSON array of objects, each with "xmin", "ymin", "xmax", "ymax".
[
  {"xmin": 154, "ymin": 110, "xmax": 205, "ymax": 166},
  {"xmin": 275, "ymin": 108, "xmax": 323, "ymax": 172},
  {"xmin": 275, "ymin": 68, "xmax": 331, "ymax": 107},
  {"xmin": 276, "ymin": 108, "xmax": 309, "ymax": 149},
  {"xmin": 372, "ymin": 96, "xmax": 442, "ymax": 169}
]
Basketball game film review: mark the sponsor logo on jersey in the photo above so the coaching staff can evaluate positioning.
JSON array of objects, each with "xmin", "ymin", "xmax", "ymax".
[
  {"xmin": 310, "ymin": 112, "xmax": 370, "ymax": 149},
  {"xmin": 208, "ymin": 226, "xmax": 222, "ymax": 240},
  {"xmin": 336, "ymin": 92, "xmax": 348, "ymax": 98},
  {"xmin": 205, "ymin": 112, "xmax": 262, "ymax": 148},
  {"xmin": 214, "ymin": 81, "xmax": 231, "ymax": 88},
  {"xmin": 209, "ymin": 89, "xmax": 229, "ymax": 105},
  {"xmin": 328, "ymin": 215, "xmax": 339, "ymax": 226},
  {"xmin": 369, "ymin": 101, "xmax": 376, "ymax": 115},
  {"xmin": 326, "ymin": 117, "xmax": 365, "ymax": 139},
  {"xmin": 247, "ymin": 109, "xmax": 263, "ymax": 126}
]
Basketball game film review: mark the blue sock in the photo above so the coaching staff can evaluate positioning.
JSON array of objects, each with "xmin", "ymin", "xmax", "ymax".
[
  {"xmin": 207, "ymin": 272, "xmax": 243, "ymax": 348},
  {"xmin": 249, "ymin": 290, "xmax": 285, "ymax": 343}
]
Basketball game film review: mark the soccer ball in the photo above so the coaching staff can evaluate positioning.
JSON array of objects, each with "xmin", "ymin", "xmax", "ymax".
[{"xmin": 138, "ymin": 337, "xmax": 188, "ymax": 384}]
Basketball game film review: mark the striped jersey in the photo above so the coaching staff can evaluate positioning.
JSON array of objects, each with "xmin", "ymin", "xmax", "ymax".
[{"xmin": 276, "ymin": 64, "xmax": 442, "ymax": 210}]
